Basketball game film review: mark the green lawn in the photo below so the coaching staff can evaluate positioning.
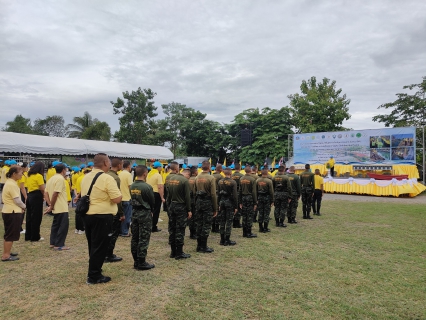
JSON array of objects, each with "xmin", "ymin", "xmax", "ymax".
[{"xmin": 1, "ymin": 199, "xmax": 425, "ymax": 319}]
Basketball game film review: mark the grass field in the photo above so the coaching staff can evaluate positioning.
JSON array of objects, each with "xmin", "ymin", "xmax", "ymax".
[{"xmin": 1, "ymin": 199, "xmax": 425, "ymax": 320}]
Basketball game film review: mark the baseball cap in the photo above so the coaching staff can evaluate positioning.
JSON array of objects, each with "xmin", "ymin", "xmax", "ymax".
[{"xmin": 153, "ymin": 161, "xmax": 162, "ymax": 168}]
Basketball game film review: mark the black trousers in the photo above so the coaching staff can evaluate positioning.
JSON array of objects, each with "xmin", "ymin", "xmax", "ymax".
[
  {"xmin": 75, "ymin": 212, "xmax": 85, "ymax": 231},
  {"xmin": 330, "ymin": 166, "xmax": 335, "ymax": 177},
  {"xmin": 26, "ymin": 191, "xmax": 44, "ymax": 241},
  {"xmin": 84, "ymin": 214, "xmax": 113, "ymax": 280},
  {"xmin": 312, "ymin": 189, "xmax": 323, "ymax": 214},
  {"xmin": 152, "ymin": 192, "xmax": 162, "ymax": 230},
  {"xmin": 50, "ymin": 212, "xmax": 69, "ymax": 247}
]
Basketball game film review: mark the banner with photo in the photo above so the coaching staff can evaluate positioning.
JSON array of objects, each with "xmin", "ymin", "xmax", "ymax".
[{"xmin": 293, "ymin": 127, "xmax": 416, "ymax": 164}]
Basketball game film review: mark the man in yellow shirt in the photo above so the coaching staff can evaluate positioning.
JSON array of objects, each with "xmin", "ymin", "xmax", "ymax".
[
  {"xmin": 312, "ymin": 169, "xmax": 324, "ymax": 216},
  {"xmin": 147, "ymin": 161, "xmax": 164, "ymax": 232},
  {"xmin": 44, "ymin": 164, "xmax": 70, "ymax": 250},
  {"xmin": 79, "ymin": 153, "xmax": 122, "ymax": 284},
  {"xmin": 46, "ymin": 162, "xmax": 57, "ymax": 182},
  {"xmin": 1, "ymin": 160, "xmax": 11, "ymax": 191},
  {"xmin": 326, "ymin": 156, "xmax": 335, "ymax": 177},
  {"xmin": 119, "ymin": 161, "xmax": 133, "ymax": 236}
]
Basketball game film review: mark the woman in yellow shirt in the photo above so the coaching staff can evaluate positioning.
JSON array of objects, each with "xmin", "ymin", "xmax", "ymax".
[
  {"xmin": 2, "ymin": 165, "xmax": 26, "ymax": 261},
  {"xmin": 25, "ymin": 161, "xmax": 46, "ymax": 242}
]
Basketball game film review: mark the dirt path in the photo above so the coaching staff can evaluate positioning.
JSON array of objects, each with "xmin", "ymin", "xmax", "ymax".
[{"xmin": 323, "ymin": 191, "xmax": 426, "ymax": 204}]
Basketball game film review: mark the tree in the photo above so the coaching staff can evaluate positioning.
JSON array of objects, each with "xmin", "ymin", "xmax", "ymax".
[
  {"xmin": 33, "ymin": 115, "xmax": 67, "ymax": 137},
  {"xmin": 3, "ymin": 114, "xmax": 33, "ymax": 134},
  {"xmin": 288, "ymin": 76, "xmax": 351, "ymax": 133},
  {"xmin": 112, "ymin": 88, "xmax": 158, "ymax": 144},
  {"xmin": 372, "ymin": 77, "xmax": 426, "ymax": 127},
  {"xmin": 66, "ymin": 111, "xmax": 97, "ymax": 139},
  {"xmin": 81, "ymin": 121, "xmax": 111, "ymax": 141}
]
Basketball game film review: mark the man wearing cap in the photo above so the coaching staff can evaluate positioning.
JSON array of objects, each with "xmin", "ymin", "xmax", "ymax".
[
  {"xmin": 326, "ymin": 156, "xmax": 335, "ymax": 177},
  {"xmin": 256, "ymin": 168, "xmax": 274, "ymax": 233},
  {"xmin": 211, "ymin": 164, "xmax": 223, "ymax": 233},
  {"xmin": 231, "ymin": 163, "xmax": 243, "ymax": 228},
  {"xmin": 239, "ymin": 166, "xmax": 258, "ymax": 238},
  {"xmin": 147, "ymin": 161, "xmax": 164, "ymax": 233},
  {"xmin": 87, "ymin": 161, "xmax": 94, "ymax": 170},
  {"xmin": 217, "ymin": 166, "xmax": 238, "ymax": 245},
  {"xmin": 272, "ymin": 165, "xmax": 292, "ymax": 227},
  {"xmin": 46, "ymin": 163, "xmax": 56, "ymax": 182},
  {"xmin": 119, "ymin": 161, "xmax": 133, "ymax": 237},
  {"xmin": 312, "ymin": 169, "xmax": 324, "ymax": 216},
  {"xmin": 299, "ymin": 164, "xmax": 314, "ymax": 220},
  {"xmin": 287, "ymin": 166, "xmax": 301, "ymax": 224},
  {"xmin": 188, "ymin": 166, "xmax": 198, "ymax": 239}
]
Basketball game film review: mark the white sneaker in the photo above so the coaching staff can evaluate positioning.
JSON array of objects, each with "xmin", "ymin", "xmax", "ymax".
[
  {"xmin": 74, "ymin": 229, "xmax": 78, "ymax": 234},
  {"xmin": 20, "ymin": 229, "xmax": 26, "ymax": 234},
  {"xmin": 78, "ymin": 230, "xmax": 85, "ymax": 235},
  {"xmin": 38, "ymin": 237, "xmax": 45, "ymax": 241},
  {"xmin": 158, "ymin": 218, "xmax": 163, "ymax": 222}
]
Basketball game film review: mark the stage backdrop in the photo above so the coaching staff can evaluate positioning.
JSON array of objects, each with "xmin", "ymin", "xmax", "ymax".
[{"xmin": 293, "ymin": 127, "xmax": 416, "ymax": 165}]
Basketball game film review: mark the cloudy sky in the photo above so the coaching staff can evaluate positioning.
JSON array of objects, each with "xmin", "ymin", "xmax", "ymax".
[{"xmin": 1, "ymin": 0, "xmax": 425, "ymax": 134}]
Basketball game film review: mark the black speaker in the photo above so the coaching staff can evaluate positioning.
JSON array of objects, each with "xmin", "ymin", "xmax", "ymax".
[{"xmin": 241, "ymin": 128, "xmax": 252, "ymax": 147}]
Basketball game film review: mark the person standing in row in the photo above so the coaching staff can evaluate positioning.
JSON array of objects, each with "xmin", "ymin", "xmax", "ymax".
[
  {"xmin": 44, "ymin": 164, "xmax": 70, "ymax": 250},
  {"xmin": 300, "ymin": 164, "xmax": 315, "ymax": 220},
  {"xmin": 231, "ymin": 163, "xmax": 243, "ymax": 228},
  {"xmin": 0, "ymin": 160, "xmax": 11, "ymax": 191},
  {"xmin": 25, "ymin": 161, "xmax": 45, "ymax": 242},
  {"xmin": 239, "ymin": 166, "xmax": 257, "ymax": 238},
  {"xmin": 188, "ymin": 166, "xmax": 198, "ymax": 239},
  {"xmin": 167, "ymin": 165, "xmax": 192, "ymax": 259},
  {"xmin": 256, "ymin": 168, "xmax": 274, "ymax": 233},
  {"xmin": 130, "ymin": 165, "xmax": 155, "ymax": 270},
  {"xmin": 217, "ymin": 166, "xmax": 238, "ymax": 246},
  {"xmin": 272, "ymin": 165, "xmax": 292, "ymax": 227},
  {"xmin": 312, "ymin": 169, "xmax": 324, "ymax": 216},
  {"xmin": 250, "ymin": 166, "xmax": 259, "ymax": 223},
  {"xmin": 2, "ymin": 165, "xmax": 25, "ymax": 261},
  {"xmin": 195, "ymin": 160, "xmax": 217, "ymax": 253},
  {"xmin": 105, "ymin": 158, "xmax": 125, "ymax": 263},
  {"xmin": 119, "ymin": 161, "xmax": 133, "ymax": 237},
  {"xmin": 211, "ymin": 164, "xmax": 223, "ymax": 233},
  {"xmin": 286, "ymin": 166, "xmax": 301, "ymax": 224},
  {"xmin": 147, "ymin": 161, "xmax": 164, "ymax": 233},
  {"xmin": 17, "ymin": 162, "xmax": 28, "ymax": 234},
  {"xmin": 81, "ymin": 153, "xmax": 122, "ymax": 284}
]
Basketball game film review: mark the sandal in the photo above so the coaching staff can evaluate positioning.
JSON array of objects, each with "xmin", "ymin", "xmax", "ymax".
[
  {"xmin": 2, "ymin": 256, "xmax": 19, "ymax": 262},
  {"xmin": 54, "ymin": 246, "xmax": 70, "ymax": 251},
  {"xmin": 10, "ymin": 252, "xmax": 18, "ymax": 256}
]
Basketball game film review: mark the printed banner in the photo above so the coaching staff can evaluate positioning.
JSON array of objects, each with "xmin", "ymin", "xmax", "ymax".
[{"xmin": 293, "ymin": 127, "xmax": 416, "ymax": 164}]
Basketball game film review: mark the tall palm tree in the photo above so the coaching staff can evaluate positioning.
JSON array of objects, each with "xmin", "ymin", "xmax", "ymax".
[{"xmin": 66, "ymin": 111, "xmax": 96, "ymax": 139}]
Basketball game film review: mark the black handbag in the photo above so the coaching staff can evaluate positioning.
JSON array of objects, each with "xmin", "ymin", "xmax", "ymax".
[{"xmin": 75, "ymin": 172, "xmax": 103, "ymax": 216}]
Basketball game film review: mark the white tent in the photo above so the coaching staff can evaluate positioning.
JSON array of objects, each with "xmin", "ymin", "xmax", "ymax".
[{"xmin": 0, "ymin": 131, "xmax": 173, "ymax": 159}]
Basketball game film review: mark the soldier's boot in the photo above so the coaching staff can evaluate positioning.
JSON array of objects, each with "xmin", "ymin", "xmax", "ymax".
[
  {"xmin": 196, "ymin": 238, "xmax": 202, "ymax": 251},
  {"xmin": 275, "ymin": 218, "xmax": 280, "ymax": 227},
  {"xmin": 279, "ymin": 219, "xmax": 287, "ymax": 228},
  {"xmin": 220, "ymin": 233, "xmax": 225, "ymax": 245},
  {"xmin": 302, "ymin": 208, "xmax": 307, "ymax": 219},
  {"xmin": 246, "ymin": 227, "xmax": 257, "ymax": 238},
  {"xmin": 259, "ymin": 223, "xmax": 264, "ymax": 233},
  {"xmin": 137, "ymin": 258, "xmax": 155, "ymax": 270},
  {"xmin": 264, "ymin": 222, "xmax": 271, "ymax": 232},
  {"xmin": 293, "ymin": 217, "xmax": 298, "ymax": 224},
  {"xmin": 232, "ymin": 219, "xmax": 237, "ymax": 228},
  {"xmin": 198, "ymin": 237, "xmax": 214, "ymax": 253},
  {"xmin": 175, "ymin": 245, "xmax": 191, "ymax": 260},
  {"xmin": 133, "ymin": 258, "xmax": 138, "ymax": 269},
  {"xmin": 307, "ymin": 210, "xmax": 313, "ymax": 219},
  {"xmin": 225, "ymin": 235, "xmax": 236, "ymax": 246},
  {"xmin": 169, "ymin": 246, "xmax": 177, "ymax": 258},
  {"xmin": 235, "ymin": 219, "xmax": 242, "ymax": 228},
  {"xmin": 243, "ymin": 227, "xmax": 248, "ymax": 237}
]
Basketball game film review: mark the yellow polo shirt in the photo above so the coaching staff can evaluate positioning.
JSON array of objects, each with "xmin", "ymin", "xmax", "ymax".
[
  {"xmin": 17, "ymin": 171, "xmax": 28, "ymax": 188},
  {"xmin": 2, "ymin": 178, "xmax": 22, "ymax": 213},
  {"xmin": 71, "ymin": 172, "xmax": 80, "ymax": 190},
  {"xmin": 147, "ymin": 169, "xmax": 163, "ymax": 193},
  {"xmin": 81, "ymin": 169, "xmax": 122, "ymax": 215},
  {"xmin": 27, "ymin": 173, "xmax": 44, "ymax": 192},
  {"xmin": 76, "ymin": 175, "xmax": 85, "ymax": 194},
  {"xmin": 314, "ymin": 175, "xmax": 324, "ymax": 190},
  {"xmin": 1, "ymin": 166, "xmax": 10, "ymax": 184},
  {"xmin": 65, "ymin": 178, "xmax": 71, "ymax": 202},
  {"xmin": 45, "ymin": 174, "xmax": 68, "ymax": 213},
  {"xmin": 118, "ymin": 170, "xmax": 133, "ymax": 201},
  {"xmin": 46, "ymin": 168, "xmax": 56, "ymax": 182}
]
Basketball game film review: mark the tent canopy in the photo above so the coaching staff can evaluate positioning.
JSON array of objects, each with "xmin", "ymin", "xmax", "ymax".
[{"xmin": 0, "ymin": 132, "xmax": 173, "ymax": 159}]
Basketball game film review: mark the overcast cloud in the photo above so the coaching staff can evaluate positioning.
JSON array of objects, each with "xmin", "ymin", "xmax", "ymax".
[{"xmin": 1, "ymin": 0, "xmax": 425, "ymax": 134}]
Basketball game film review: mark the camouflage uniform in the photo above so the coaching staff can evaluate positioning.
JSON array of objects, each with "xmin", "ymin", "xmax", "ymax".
[
  {"xmin": 287, "ymin": 172, "xmax": 301, "ymax": 223},
  {"xmin": 130, "ymin": 180, "xmax": 155, "ymax": 267},
  {"xmin": 239, "ymin": 174, "xmax": 257, "ymax": 237},
  {"xmin": 272, "ymin": 173, "xmax": 292, "ymax": 226},
  {"xmin": 188, "ymin": 175, "xmax": 197, "ymax": 238},
  {"xmin": 300, "ymin": 170, "xmax": 315, "ymax": 219},
  {"xmin": 217, "ymin": 177, "xmax": 238, "ymax": 245},
  {"xmin": 250, "ymin": 173, "xmax": 259, "ymax": 222},
  {"xmin": 211, "ymin": 172, "xmax": 223, "ymax": 232},
  {"xmin": 231, "ymin": 171, "xmax": 243, "ymax": 227},
  {"xmin": 256, "ymin": 177, "xmax": 274, "ymax": 232},
  {"xmin": 195, "ymin": 172, "xmax": 217, "ymax": 252},
  {"xmin": 105, "ymin": 169, "xmax": 124, "ymax": 261},
  {"xmin": 164, "ymin": 173, "xmax": 175, "ymax": 239}
]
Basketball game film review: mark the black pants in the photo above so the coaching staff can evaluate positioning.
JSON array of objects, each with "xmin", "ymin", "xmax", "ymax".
[
  {"xmin": 152, "ymin": 192, "xmax": 162, "ymax": 231},
  {"xmin": 50, "ymin": 212, "xmax": 69, "ymax": 247},
  {"xmin": 330, "ymin": 166, "xmax": 334, "ymax": 177},
  {"xmin": 84, "ymin": 214, "xmax": 113, "ymax": 280},
  {"xmin": 75, "ymin": 212, "xmax": 85, "ymax": 231},
  {"xmin": 312, "ymin": 189, "xmax": 323, "ymax": 214},
  {"xmin": 26, "ymin": 191, "xmax": 44, "ymax": 241},
  {"xmin": 106, "ymin": 214, "xmax": 121, "ymax": 258}
]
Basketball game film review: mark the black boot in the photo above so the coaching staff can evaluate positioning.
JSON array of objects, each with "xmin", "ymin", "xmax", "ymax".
[
  {"xmin": 246, "ymin": 227, "xmax": 257, "ymax": 238},
  {"xmin": 175, "ymin": 245, "xmax": 191, "ymax": 260},
  {"xmin": 307, "ymin": 211, "xmax": 313, "ymax": 219},
  {"xmin": 197, "ymin": 237, "xmax": 214, "ymax": 253},
  {"xmin": 259, "ymin": 223, "xmax": 264, "ymax": 233},
  {"xmin": 220, "ymin": 234, "xmax": 225, "ymax": 245},
  {"xmin": 243, "ymin": 227, "xmax": 248, "ymax": 237},
  {"xmin": 232, "ymin": 219, "xmax": 237, "ymax": 228},
  {"xmin": 303, "ymin": 208, "xmax": 307, "ymax": 219},
  {"xmin": 196, "ymin": 238, "xmax": 202, "ymax": 251},
  {"xmin": 235, "ymin": 219, "xmax": 242, "ymax": 228},
  {"xmin": 275, "ymin": 218, "xmax": 280, "ymax": 227},
  {"xmin": 317, "ymin": 205, "xmax": 321, "ymax": 216},
  {"xmin": 169, "ymin": 246, "xmax": 176, "ymax": 258},
  {"xmin": 137, "ymin": 257, "xmax": 155, "ymax": 270},
  {"xmin": 264, "ymin": 222, "xmax": 271, "ymax": 232},
  {"xmin": 133, "ymin": 258, "xmax": 138, "ymax": 269},
  {"xmin": 279, "ymin": 219, "xmax": 287, "ymax": 228},
  {"xmin": 225, "ymin": 235, "xmax": 236, "ymax": 246}
]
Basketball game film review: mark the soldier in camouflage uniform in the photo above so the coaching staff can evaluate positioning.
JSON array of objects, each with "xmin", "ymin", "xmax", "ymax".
[
  {"xmin": 256, "ymin": 168, "xmax": 274, "ymax": 233},
  {"xmin": 188, "ymin": 166, "xmax": 198, "ymax": 239},
  {"xmin": 239, "ymin": 166, "xmax": 257, "ymax": 238},
  {"xmin": 231, "ymin": 163, "xmax": 243, "ymax": 228},
  {"xmin": 250, "ymin": 166, "xmax": 260, "ymax": 223},
  {"xmin": 166, "ymin": 163, "xmax": 192, "ymax": 260},
  {"xmin": 300, "ymin": 164, "xmax": 315, "ymax": 219},
  {"xmin": 130, "ymin": 165, "xmax": 155, "ymax": 270},
  {"xmin": 211, "ymin": 164, "xmax": 223, "ymax": 233},
  {"xmin": 272, "ymin": 165, "xmax": 292, "ymax": 227},
  {"xmin": 218, "ymin": 166, "xmax": 238, "ymax": 246},
  {"xmin": 287, "ymin": 166, "xmax": 301, "ymax": 224},
  {"xmin": 165, "ymin": 162, "xmax": 177, "ymax": 243},
  {"xmin": 105, "ymin": 158, "xmax": 125, "ymax": 263},
  {"xmin": 195, "ymin": 160, "xmax": 217, "ymax": 253}
]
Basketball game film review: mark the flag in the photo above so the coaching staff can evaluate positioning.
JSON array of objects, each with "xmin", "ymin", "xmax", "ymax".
[
  {"xmin": 223, "ymin": 158, "xmax": 227, "ymax": 167},
  {"xmin": 278, "ymin": 157, "xmax": 284, "ymax": 166},
  {"xmin": 271, "ymin": 157, "xmax": 276, "ymax": 168},
  {"xmin": 209, "ymin": 158, "xmax": 211, "ymax": 164}
]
